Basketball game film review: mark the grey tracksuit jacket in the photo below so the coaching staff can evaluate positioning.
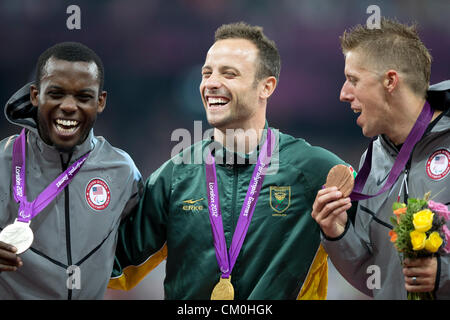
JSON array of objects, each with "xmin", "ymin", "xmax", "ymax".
[
  {"xmin": 322, "ymin": 81, "xmax": 450, "ymax": 299},
  {"xmin": 0, "ymin": 83, "xmax": 143, "ymax": 299}
]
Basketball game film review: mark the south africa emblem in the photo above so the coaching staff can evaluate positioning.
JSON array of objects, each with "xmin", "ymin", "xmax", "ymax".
[{"xmin": 270, "ymin": 186, "xmax": 291, "ymax": 214}]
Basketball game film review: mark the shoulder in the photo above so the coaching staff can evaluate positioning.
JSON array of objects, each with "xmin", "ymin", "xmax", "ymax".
[
  {"xmin": 0, "ymin": 134, "xmax": 19, "ymax": 160},
  {"xmin": 277, "ymin": 131, "xmax": 347, "ymax": 192},
  {"xmin": 92, "ymin": 135, "xmax": 141, "ymax": 178},
  {"xmin": 149, "ymin": 139, "xmax": 207, "ymax": 185},
  {"xmin": 278, "ymin": 131, "xmax": 345, "ymax": 169}
]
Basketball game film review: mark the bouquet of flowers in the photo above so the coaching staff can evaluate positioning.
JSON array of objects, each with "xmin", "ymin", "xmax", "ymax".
[{"xmin": 389, "ymin": 192, "xmax": 450, "ymax": 300}]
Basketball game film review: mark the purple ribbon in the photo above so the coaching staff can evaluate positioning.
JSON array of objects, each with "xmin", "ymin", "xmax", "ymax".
[
  {"xmin": 350, "ymin": 101, "xmax": 434, "ymax": 201},
  {"xmin": 205, "ymin": 128, "xmax": 275, "ymax": 279},
  {"xmin": 12, "ymin": 129, "xmax": 90, "ymax": 222}
]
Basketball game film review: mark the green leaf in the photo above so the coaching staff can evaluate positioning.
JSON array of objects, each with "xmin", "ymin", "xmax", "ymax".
[
  {"xmin": 392, "ymin": 202, "xmax": 406, "ymax": 211},
  {"xmin": 390, "ymin": 216, "xmax": 398, "ymax": 227}
]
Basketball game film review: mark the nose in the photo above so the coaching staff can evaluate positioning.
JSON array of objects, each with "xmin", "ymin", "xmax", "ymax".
[
  {"xmin": 202, "ymin": 72, "xmax": 222, "ymax": 91},
  {"xmin": 340, "ymin": 81, "xmax": 354, "ymax": 103},
  {"xmin": 60, "ymin": 95, "xmax": 77, "ymax": 113}
]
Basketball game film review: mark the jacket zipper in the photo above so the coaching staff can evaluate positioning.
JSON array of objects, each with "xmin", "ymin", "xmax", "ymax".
[
  {"xmin": 60, "ymin": 154, "xmax": 73, "ymax": 300},
  {"xmin": 403, "ymin": 158, "xmax": 412, "ymax": 203},
  {"xmin": 231, "ymin": 165, "xmax": 239, "ymax": 296},
  {"xmin": 231, "ymin": 166, "xmax": 239, "ymax": 231}
]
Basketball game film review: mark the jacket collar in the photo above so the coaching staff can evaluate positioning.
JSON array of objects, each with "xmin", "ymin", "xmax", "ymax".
[
  {"xmin": 379, "ymin": 107, "xmax": 450, "ymax": 156},
  {"xmin": 208, "ymin": 121, "xmax": 279, "ymax": 166},
  {"xmin": 28, "ymin": 128, "xmax": 95, "ymax": 164}
]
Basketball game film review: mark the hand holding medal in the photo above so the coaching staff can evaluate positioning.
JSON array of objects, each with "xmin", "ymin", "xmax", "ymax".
[
  {"xmin": 313, "ymin": 102, "xmax": 434, "ymax": 239},
  {"xmin": 0, "ymin": 129, "xmax": 89, "ymax": 260}
]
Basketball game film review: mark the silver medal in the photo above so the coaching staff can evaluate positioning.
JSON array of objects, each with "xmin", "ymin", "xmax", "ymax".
[{"xmin": 0, "ymin": 219, "xmax": 33, "ymax": 254}]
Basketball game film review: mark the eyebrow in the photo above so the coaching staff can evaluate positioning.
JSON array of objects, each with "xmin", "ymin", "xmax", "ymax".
[
  {"xmin": 201, "ymin": 65, "xmax": 240, "ymax": 73},
  {"xmin": 46, "ymin": 85, "xmax": 96, "ymax": 94}
]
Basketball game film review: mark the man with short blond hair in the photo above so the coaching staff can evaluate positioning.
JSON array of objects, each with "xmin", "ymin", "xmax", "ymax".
[
  {"xmin": 312, "ymin": 18, "xmax": 450, "ymax": 299},
  {"xmin": 340, "ymin": 18, "xmax": 432, "ymax": 97}
]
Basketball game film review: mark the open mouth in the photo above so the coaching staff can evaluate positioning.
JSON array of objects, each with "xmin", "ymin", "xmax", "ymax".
[
  {"xmin": 351, "ymin": 106, "xmax": 362, "ymax": 114},
  {"xmin": 54, "ymin": 118, "xmax": 81, "ymax": 135},
  {"xmin": 207, "ymin": 96, "xmax": 230, "ymax": 109}
]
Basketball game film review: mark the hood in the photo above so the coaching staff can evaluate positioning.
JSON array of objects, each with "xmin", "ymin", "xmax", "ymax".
[
  {"xmin": 427, "ymin": 80, "xmax": 450, "ymax": 111},
  {"xmin": 4, "ymin": 82, "xmax": 38, "ymax": 133},
  {"xmin": 4, "ymin": 82, "xmax": 96, "ymax": 157}
]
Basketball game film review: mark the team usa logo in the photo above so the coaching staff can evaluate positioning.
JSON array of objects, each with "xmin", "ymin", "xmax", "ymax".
[
  {"xmin": 85, "ymin": 178, "xmax": 111, "ymax": 211},
  {"xmin": 426, "ymin": 149, "xmax": 450, "ymax": 181}
]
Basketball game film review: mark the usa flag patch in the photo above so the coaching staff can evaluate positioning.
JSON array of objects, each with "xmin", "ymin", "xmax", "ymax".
[
  {"xmin": 426, "ymin": 149, "xmax": 450, "ymax": 181},
  {"xmin": 85, "ymin": 178, "xmax": 111, "ymax": 211}
]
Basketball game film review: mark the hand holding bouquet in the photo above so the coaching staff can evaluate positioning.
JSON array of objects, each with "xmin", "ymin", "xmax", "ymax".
[{"xmin": 389, "ymin": 192, "xmax": 450, "ymax": 300}]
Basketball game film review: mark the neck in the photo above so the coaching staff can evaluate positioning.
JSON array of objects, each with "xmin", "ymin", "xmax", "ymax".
[
  {"xmin": 214, "ymin": 119, "xmax": 266, "ymax": 154},
  {"xmin": 385, "ymin": 94, "xmax": 440, "ymax": 145}
]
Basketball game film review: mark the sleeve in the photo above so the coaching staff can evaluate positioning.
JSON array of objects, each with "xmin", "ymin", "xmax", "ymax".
[
  {"xmin": 300, "ymin": 145, "xmax": 355, "ymax": 299},
  {"xmin": 108, "ymin": 159, "xmax": 174, "ymax": 291},
  {"xmin": 436, "ymin": 219, "xmax": 450, "ymax": 299},
  {"xmin": 319, "ymin": 149, "xmax": 375, "ymax": 297},
  {"xmin": 321, "ymin": 220, "xmax": 374, "ymax": 297},
  {"xmin": 119, "ymin": 160, "xmax": 145, "ymax": 220}
]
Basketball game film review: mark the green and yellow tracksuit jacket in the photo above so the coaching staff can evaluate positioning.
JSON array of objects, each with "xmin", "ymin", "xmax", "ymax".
[{"xmin": 109, "ymin": 126, "xmax": 347, "ymax": 299}]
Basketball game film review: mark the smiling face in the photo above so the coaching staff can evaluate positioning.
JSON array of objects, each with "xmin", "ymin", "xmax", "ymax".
[
  {"xmin": 31, "ymin": 57, "xmax": 106, "ymax": 152},
  {"xmin": 200, "ymin": 38, "xmax": 266, "ymax": 131},
  {"xmin": 340, "ymin": 50, "xmax": 391, "ymax": 138}
]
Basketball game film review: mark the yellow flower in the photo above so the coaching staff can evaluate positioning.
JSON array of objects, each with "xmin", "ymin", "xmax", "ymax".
[
  {"xmin": 410, "ymin": 230, "xmax": 426, "ymax": 251},
  {"xmin": 425, "ymin": 231, "xmax": 443, "ymax": 253},
  {"xmin": 413, "ymin": 209, "xmax": 434, "ymax": 232}
]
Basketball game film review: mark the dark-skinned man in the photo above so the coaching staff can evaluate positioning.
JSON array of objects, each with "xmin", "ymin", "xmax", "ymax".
[{"xmin": 0, "ymin": 42, "xmax": 143, "ymax": 299}]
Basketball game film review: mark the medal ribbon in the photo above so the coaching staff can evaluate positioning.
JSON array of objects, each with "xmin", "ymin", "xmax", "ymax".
[
  {"xmin": 12, "ymin": 129, "xmax": 90, "ymax": 222},
  {"xmin": 205, "ymin": 128, "xmax": 274, "ymax": 279},
  {"xmin": 350, "ymin": 101, "xmax": 434, "ymax": 201}
]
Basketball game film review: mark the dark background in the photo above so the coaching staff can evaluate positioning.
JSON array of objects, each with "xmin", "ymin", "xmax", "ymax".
[{"xmin": 0, "ymin": 0, "xmax": 448, "ymax": 299}]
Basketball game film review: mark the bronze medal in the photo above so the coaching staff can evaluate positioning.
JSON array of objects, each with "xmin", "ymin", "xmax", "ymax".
[
  {"xmin": 324, "ymin": 164, "xmax": 355, "ymax": 197},
  {"xmin": 210, "ymin": 276, "xmax": 234, "ymax": 300}
]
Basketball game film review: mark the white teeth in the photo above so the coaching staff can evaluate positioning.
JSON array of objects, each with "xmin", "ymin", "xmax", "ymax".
[
  {"xmin": 56, "ymin": 124, "xmax": 77, "ymax": 133},
  {"xmin": 208, "ymin": 97, "xmax": 229, "ymax": 104},
  {"xmin": 56, "ymin": 119, "xmax": 79, "ymax": 127}
]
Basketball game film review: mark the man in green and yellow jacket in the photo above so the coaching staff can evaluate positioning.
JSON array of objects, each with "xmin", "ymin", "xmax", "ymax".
[{"xmin": 109, "ymin": 22, "xmax": 349, "ymax": 300}]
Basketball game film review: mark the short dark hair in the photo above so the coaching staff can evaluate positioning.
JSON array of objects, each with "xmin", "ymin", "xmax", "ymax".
[
  {"xmin": 35, "ymin": 41, "xmax": 105, "ymax": 92},
  {"xmin": 340, "ymin": 18, "xmax": 432, "ymax": 97},
  {"xmin": 215, "ymin": 22, "xmax": 281, "ymax": 82}
]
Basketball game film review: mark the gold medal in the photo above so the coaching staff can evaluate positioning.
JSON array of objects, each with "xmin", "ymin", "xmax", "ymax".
[{"xmin": 211, "ymin": 276, "xmax": 234, "ymax": 300}]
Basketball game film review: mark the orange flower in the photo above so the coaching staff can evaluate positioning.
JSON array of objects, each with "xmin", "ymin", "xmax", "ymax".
[
  {"xmin": 389, "ymin": 230, "xmax": 398, "ymax": 243},
  {"xmin": 393, "ymin": 207, "xmax": 407, "ymax": 223}
]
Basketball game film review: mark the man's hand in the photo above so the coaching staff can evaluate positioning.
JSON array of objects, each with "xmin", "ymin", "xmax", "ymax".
[
  {"xmin": 0, "ymin": 241, "xmax": 22, "ymax": 272},
  {"xmin": 311, "ymin": 186, "xmax": 352, "ymax": 239},
  {"xmin": 403, "ymin": 257, "xmax": 437, "ymax": 292}
]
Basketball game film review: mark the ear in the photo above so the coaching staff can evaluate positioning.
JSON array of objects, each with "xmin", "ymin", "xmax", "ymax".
[
  {"xmin": 30, "ymin": 84, "xmax": 39, "ymax": 107},
  {"xmin": 96, "ymin": 91, "xmax": 107, "ymax": 114},
  {"xmin": 259, "ymin": 76, "xmax": 277, "ymax": 100},
  {"xmin": 383, "ymin": 70, "xmax": 399, "ymax": 93}
]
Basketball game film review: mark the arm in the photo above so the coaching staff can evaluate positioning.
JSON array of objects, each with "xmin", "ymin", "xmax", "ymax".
[
  {"xmin": 312, "ymin": 187, "xmax": 375, "ymax": 297},
  {"xmin": 435, "ymin": 253, "xmax": 450, "ymax": 299},
  {"xmin": 109, "ymin": 160, "xmax": 173, "ymax": 291},
  {"xmin": 311, "ymin": 147, "xmax": 376, "ymax": 297}
]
